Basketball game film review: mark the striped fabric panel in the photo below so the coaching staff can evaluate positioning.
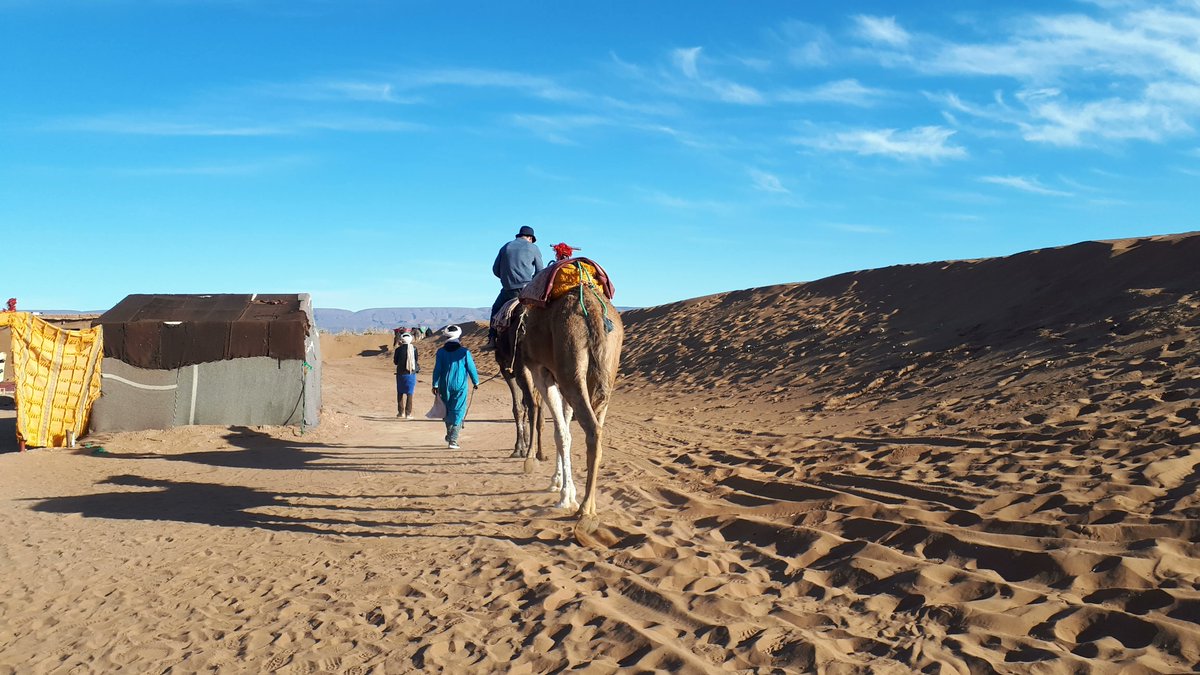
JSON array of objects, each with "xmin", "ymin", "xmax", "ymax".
[{"xmin": 0, "ymin": 312, "xmax": 104, "ymax": 447}]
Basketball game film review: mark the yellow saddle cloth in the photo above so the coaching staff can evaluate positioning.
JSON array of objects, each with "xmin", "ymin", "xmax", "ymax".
[{"xmin": 549, "ymin": 260, "xmax": 599, "ymax": 301}]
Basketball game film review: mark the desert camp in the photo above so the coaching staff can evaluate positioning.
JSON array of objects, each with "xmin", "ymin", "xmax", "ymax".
[
  {"xmin": 3, "ymin": 232, "xmax": 1200, "ymax": 671},
  {"xmin": 90, "ymin": 293, "xmax": 321, "ymax": 433}
]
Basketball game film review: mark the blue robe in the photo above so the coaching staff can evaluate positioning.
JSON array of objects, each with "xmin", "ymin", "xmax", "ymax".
[{"xmin": 432, "ymin": 342, "xmax": 479, "ymax": 426}]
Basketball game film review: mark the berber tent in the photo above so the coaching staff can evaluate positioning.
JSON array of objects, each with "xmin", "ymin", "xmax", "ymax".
[{"xmin": 89, "ymin": 293, "xmax": 321, "ymax": 432}]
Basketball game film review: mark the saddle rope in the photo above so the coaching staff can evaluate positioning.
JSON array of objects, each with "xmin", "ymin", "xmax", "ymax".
[{"xmin": 576, "ymin": 261, "xmax": 614, "ymax": 334}]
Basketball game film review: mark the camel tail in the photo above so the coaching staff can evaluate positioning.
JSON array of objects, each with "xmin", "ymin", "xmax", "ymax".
[{"xmin": 581, "ymin": 289, "xmax": 619, "ymax": 405}]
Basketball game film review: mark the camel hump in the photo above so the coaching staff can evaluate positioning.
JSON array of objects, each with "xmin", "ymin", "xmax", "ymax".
[{"xmin": 520, "ymin": 258, "xmax": 615, "ymax": 308}]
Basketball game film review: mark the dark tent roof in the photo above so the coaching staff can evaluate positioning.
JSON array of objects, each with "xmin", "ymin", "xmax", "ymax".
[{"xmin": 95, "ymin": 294, "xmax": 311, "ymax": 369}]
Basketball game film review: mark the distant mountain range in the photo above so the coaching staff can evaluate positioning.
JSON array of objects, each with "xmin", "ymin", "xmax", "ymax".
[
  {"xmin": 314, "ymin": 307, "xmax": 491, "ymax": 333},
  {"xmin": 21, "ymin": 305, "xmax": 633, "ymax": 333}
]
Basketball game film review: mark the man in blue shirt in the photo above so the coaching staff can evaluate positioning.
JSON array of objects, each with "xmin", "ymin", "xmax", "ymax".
[{"xmin": 486, "ymin": 226, "xmax": 543, "ymax": 350}]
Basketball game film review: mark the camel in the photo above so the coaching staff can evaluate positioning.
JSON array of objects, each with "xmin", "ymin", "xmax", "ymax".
[
  {"xmin": 493, "ymin": 313, "xmax": 543, "ymax": 462},
  {"xmin": 515, "ymin": 285, "xmax": 624, "ymax": 531}
]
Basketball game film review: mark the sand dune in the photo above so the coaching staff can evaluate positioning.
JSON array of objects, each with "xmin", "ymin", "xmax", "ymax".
[{"xmin": 2, "ymin": 232, "xmax": 1199, "ymax": 672}]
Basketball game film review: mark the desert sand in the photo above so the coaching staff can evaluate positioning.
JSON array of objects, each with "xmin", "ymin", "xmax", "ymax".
[{"xmin": 2, "ymin": 232, "xmax": 1200, "ymax": 673}]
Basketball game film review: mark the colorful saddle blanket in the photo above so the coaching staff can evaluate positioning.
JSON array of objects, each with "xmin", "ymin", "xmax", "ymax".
[
  {"xmin": 519, "ymin": 257, "xmax": 615, "ymax": 308},
  {"xmin": 491, "ymin": 298, "xmax": 522, "ymax": 332}
]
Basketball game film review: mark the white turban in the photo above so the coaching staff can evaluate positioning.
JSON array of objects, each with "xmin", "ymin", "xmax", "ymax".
[
  {"xmin": 443, "ymin": 325, "xmax": 462, "ymax": 342},
  {"xmin": 400, "ymin": 333, "xmax": 413, "ymax": 345}
]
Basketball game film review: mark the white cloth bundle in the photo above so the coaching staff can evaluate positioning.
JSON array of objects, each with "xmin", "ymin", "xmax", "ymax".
[{"xmin": 425, "ymin": 396, "xmax": 446, "ymax": 420}]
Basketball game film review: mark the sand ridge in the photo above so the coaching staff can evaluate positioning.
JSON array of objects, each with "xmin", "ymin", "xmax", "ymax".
[{"xmin": 1, "ymin": 232, "xmax": 1200, "ymax": 672}]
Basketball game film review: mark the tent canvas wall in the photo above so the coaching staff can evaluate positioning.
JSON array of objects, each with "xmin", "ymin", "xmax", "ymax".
[{"xmin": 89, "ymin": 293, "xmax": 321, "ymax": 432}]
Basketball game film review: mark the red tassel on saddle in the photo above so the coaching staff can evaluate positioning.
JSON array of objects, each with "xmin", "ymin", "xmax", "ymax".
[{"xmin": 552, "ymin": 243, "xmax": 580, "ymax": 261}]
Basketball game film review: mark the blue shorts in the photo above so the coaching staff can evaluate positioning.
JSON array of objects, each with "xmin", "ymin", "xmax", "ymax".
[{"xmin": 396, "ymin": 373, "xmax": 417, "ymax": 395}]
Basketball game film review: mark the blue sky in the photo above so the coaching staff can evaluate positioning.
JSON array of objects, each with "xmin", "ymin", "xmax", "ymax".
[{"xmin": 2, "ymin": 1, "xmax": 1198, "ymax": 311}]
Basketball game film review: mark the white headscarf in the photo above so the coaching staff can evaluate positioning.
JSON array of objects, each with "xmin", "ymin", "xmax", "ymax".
[
  {"xmin": 399, "ymin": 333, "xmax": 415, "ymax": 371},
  {"xmin": 443, "ymin": 325, "xmax": 462, "ymax": 342}
]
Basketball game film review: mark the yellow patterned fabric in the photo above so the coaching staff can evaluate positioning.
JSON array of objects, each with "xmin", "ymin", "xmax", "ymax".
[
  {"xmin": 549, "ymin": 260, "xmax": 599, "ymax": 302},
  {"xmin": 0, "ymin": 312, "xmax": 103, "ymax": 448}
]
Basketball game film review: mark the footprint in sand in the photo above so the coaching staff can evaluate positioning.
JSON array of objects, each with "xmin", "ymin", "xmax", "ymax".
[
  {"xmin": 263, "ymin": 651, "xmax": 294, "ymax": 671},
  {"xmin": 281, "ymin": 659, "xmax": 317, "ymax": 674}
]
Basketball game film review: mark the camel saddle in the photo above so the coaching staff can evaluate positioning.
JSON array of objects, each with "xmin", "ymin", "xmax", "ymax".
[
  {"xmin": 491, "ymin": 297, "xmax": 522, "ymax": 332},
  {"xmin": 519, "ymin": 257, "xmax": 615, "ymax": 308}
]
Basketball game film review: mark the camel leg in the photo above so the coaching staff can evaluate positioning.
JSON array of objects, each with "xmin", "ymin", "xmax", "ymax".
[
  {"xmin": 578, "ymin": 423, "xmax": 602, "ymax": 518},
  {"xmin": 519, "ymin": 366, "xmax": 542, "ymax": 473},
  {"xmin": 558, "ymin": 402, "xmax": 577, "ymax": 509},
  {"xmin": 536, "ymin": 377, "xmax": 577, "ymax": 509},
  {"xmin": 562, "ymin": 385, "xmax": 603, "ymax": 519},
  {"xmin": 521, "ymin": 379, "xmax": 538, "ymax": 460},
  {"xmin": 530, "ymin": 369, "xmax": 563, "ymax": 490},
  {"xmin": 534, "ymin": 399, "xmax": 546, "ymax": 461},
  {"xmin": 505, "ymin": 375, "xmax": 527, "ymax": 458}
]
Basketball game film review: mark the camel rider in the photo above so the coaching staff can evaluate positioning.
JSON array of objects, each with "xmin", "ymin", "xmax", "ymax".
[
  {"xmin": 431, "ymin": 325, "xmax": 480, "ymax": 449},
  {"xmin": 486, "ymin": 225, "xmax": 543, "ymax": 350}
]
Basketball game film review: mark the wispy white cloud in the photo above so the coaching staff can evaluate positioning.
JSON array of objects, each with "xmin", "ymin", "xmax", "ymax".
[
  {"xmin": 673, "ymin": 47, "xmax": 703, "ymax": 79},
  {"xmin": 525, "ymin": 165, "xmax": 570, "ymax": 182},
  {"xmin": 248, "ymin": 66, "xmax": 595, "ymax": 111},
  {"xmin": 838, "ymin": 223, "xmax": 891, "ymax": 234},
  {"xmin": 395, "ymin": 67, "xmax": 584, "ymax": 102},
  {"xmin": 800, "ymin": 126, "xmax": 967, "ymax": 161},
  {"xmin": 825, "ymin": 222, "xmax": 891, "ymax": 234},
  {"xmin": 258, "ymin": 80, "xmax": 423, "ymax": 104},
  {"xmin": 625, "ymin": 122, "xmax": 713, "ymax": 149},
  {"xmin": 933, "ymin": 85, "xmax": 1193, "ymax": 147},
  {"xmin": 900, "ymin": 4, "xmax": 1200, "ymax": 146},
  {"xmin": 1056, "ymin": 174, "xmax": 1101, "ymax": 192},
  {"xmin": 670, "ymin": 47, "xmax": 766, "ymax": 104},
  {"xmin": 1018, "ymin": 92, "xmax": 1192, "ymax": 145},
  {"xmin": 926, "ymin": 10, "xmax": 1200, "ymax": 82},
  {"xmin": 770, "ymin": 20, "xmax": 835, "ymax": 67},
  {"xmin": 509, "ymin": 113, "xmax": 611, "ymax": 144},
  {"xmin": 614, "ymin": 41, "xmax": 890, "ymax": 113},
  {"xmin": 929, "ymin": 188, "xmax": 1003, "ymax": 206},
  {"xmin": 778, "ymin": 79, "xmax": 889, "ymax": 106},
  {"xmin": 749, "ymin": 168, "xmax": 789, "ymax": 193},
  {"xmin": 596, "ymin": 94, "xmax": 683, "ymax": 117},
  {"xmin": 735, "ymin": 56, "xmax": 773, "ymax": 72},
  {"xmin": 568, "ymin": 194, "xmax": 616, "ymax": 205},
  {"xmin": 1085, "ymin": 197, "xmax": 1134, "ymax": 206},
  {"xmin": 109, "ymin": 156, "xmax": 308, "ymax": 176},
  {"xmin": 642, "ymin": 189, "xmax": 731, "ymax": 212},
  {"xmin": 853, "ymin": 15, "xmax": 912, "ymax": 47},
  {"xmin": 46, "ymin": 114, "xmax": 424, "ymax": 136},
  {"xmin": 980, "ymin": 175, "xmax": 1075, "ymax": 196},
  {"xmin": 48, "ymin": 116, "xmax": 289, "ymax": 136},
  {"xmin": 1150, "ymin": 80, "xmax": 1200, "ymax": 105},
  {"xmin": 934, "ymin": 212, "xmax": 984, "ymax": 222},
  {"xmin": 303, "ymin": 117, "xmax": 425, "ymax": 133}
]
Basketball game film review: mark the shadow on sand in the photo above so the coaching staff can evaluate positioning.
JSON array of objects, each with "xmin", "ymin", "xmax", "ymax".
[
  {"xmin": 26, "ymin": 474, "xmax": 571, "ymax": 544},
  {"xmin": 95, "ymin": 426, "xmax": 415, "ymax": 472}
]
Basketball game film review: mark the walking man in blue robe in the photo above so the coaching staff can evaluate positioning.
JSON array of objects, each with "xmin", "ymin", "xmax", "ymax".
[{"xmin": 431, "ymin": 325, "xmax": 480, "ymax": 449}]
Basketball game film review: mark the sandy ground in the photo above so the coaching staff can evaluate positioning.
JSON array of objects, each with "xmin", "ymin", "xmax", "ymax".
[{"xmin": 2, "ymin": 232, "xmax": 1200, "ymax": 673}]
